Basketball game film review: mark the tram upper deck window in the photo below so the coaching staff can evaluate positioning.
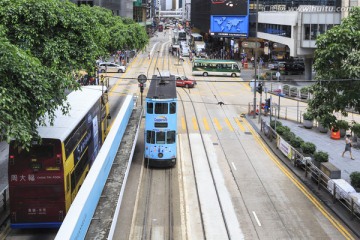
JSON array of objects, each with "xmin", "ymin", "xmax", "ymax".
[
  {"xmin": 147, "ymin": 102, "xmax": 154, "ymax": 114},
  {"xmin": 167, "ymin": 131, "xmax": 176, "ymax": 144},
  {"xmin": 170, "ymin": 102, "xmax": 176, "ymax": 114},
  {"xmin": 155, "ymin": 103, "xmax": 168, "ymax": 114},
  {"xmin": 156, "ymin": 131, "xmax": 166, "ymax": 144}
]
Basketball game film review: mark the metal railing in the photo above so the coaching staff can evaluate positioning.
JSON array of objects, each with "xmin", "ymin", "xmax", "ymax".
[{"xmin": 261, "ymin": 119, "xmax": 360, "ymax": 221}]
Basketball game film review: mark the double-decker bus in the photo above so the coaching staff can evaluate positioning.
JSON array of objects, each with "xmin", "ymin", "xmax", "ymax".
[
  {"xmin": 144, "ymin": 72, "xmax": 177, "ymax": 167},
  {"xmin": 8, "ymin": 85, "xmax": 110, "ymax": 228},
  {"xmin": 192, "ymin": 59, "xmax": 241, "ymax": 77}
]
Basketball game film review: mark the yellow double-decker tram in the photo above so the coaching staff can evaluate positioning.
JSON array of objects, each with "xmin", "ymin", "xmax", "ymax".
[{"xmin": 8, "ymin": 85, "xmax": 110, "ymax": 229}]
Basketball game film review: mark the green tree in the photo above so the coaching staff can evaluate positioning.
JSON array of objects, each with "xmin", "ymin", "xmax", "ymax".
[
  {"xmin": 0, "ymin": 0, "xmax": 148, "ymax": 148},
  {"xmin": 0, "ymin": 29, "xmax": 73, "ymax": 149},
  {"xmin": 307, "ymin": 7, "xmax": 360, "ymax": 127}
]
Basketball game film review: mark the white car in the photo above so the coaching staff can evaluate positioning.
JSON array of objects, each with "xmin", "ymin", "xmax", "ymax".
[{"xmin": 98, "ymin": 62, "xmax": 126, "ymax": 73}]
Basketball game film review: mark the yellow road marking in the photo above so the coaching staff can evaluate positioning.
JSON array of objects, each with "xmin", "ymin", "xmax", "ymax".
[
  {"xmin": 192, "ymin": 117, "xmax": 198, "ymax": 130},
  {"xmin": 203, "ymin": 118, "xmax": 210, "ymax": 131},
  {"xmin": 181, "ymin": 117, "xmax": 186, "ymax": 130},
  {"xmin": 225, "ymin": 118, "xmax": 234, "ymax": 131},
  {"xmin": 213, "ymin": 118, "xmax": 222, "ymax": 131},
  {"xmin": 242, "ymin": 119, "xmax": 355, "ymax": 240},
  {"xmin": 235, "ymin": 118, "xmax": 245, "ymax": 132}
]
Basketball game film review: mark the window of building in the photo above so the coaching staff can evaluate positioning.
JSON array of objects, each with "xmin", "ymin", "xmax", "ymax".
[
  {"xmin": 311, "ymin": 24, "xmax": 318, "ymax": 40},
  {"xmin": 304, "ymin": 24, "xmax": 310, "ymax": 40},
  {"xmin": 318, "ymin": 24, "xmax": 326, "ymax": 35}
]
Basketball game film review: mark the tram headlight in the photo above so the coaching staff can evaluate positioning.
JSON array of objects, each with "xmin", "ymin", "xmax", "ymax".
[{"xmin": 158, "ymin": 152, "xmax": 163, "ymax": 158}]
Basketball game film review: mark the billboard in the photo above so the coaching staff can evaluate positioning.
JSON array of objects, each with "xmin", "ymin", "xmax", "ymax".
[
  {"xmin": 210, "ymin": 15, "xmax": 249, "ymax": 37},
  {"xmin": 210, "ymin": 0, "xmax": 248, "ymax": 15}
]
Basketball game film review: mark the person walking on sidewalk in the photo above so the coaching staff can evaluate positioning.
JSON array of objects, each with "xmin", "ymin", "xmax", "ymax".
[{"xmin": 342, "ymin": 134, "xmax": 355, "ymax": 160}]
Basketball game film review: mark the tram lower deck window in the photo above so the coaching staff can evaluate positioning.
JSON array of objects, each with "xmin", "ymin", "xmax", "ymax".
[
  {"xmin": 146, "ymin": 130, "xmax": 155, "ymax": 144},
  {"xmin": 156, "ymin": 132, "xmax": 166, "ymax": 144},
  {"xmin": 167, "ymin": 131, "xmax": 176, "ymax": 144}
]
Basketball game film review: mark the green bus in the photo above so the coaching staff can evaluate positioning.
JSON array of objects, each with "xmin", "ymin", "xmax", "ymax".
[{"xmin": 192, "ymin": 59, "xmax": 241, "ymax": 77}]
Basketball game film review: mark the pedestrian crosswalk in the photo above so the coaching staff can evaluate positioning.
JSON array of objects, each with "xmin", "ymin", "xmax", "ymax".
[{"xmin": 180, "ymin": 116, "xmax": 250, "ymax": 132}]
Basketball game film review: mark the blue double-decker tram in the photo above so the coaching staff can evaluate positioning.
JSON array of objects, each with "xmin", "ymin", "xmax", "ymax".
[{"xmin": 144, "ymin": 73, "xmax": 177, "ymax": 167}]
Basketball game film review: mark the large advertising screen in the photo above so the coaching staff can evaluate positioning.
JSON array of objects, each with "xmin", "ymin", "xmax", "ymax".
[
  {"xmin": 210, "ymin": 0, "xmax": 248, "ymax": 15},
  {"xmin": 210, "ymin": 15, "xmax": 249, "ymax": 37}
]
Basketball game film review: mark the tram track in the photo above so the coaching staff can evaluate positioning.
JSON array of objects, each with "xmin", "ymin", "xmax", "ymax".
[
  {"xmin": 177, "ymin": 87, "xmax": 232, "ymax": 239},
  {"xmin": 131, "ymin": 38, "xmax": 178, "ymax": 240}
]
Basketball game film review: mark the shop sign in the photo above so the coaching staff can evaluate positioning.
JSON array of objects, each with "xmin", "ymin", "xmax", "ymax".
[{"xmin": 241, "ymin": 41, "xmax": 261, "ymax": 48}]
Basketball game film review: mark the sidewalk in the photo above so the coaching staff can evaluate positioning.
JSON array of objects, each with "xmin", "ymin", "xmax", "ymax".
[{"xmin": 249, "ymin": 115, "xmax": 360, "ymax": 182}]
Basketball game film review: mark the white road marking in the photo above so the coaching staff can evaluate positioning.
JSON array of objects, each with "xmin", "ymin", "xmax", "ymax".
[
  {"xmin": 252, "ymin": 211, "xmax": 262, "ymax": 227},
  {"xmin": 231, "ymin": 162, "xmax": 237, "ymax": 171}
]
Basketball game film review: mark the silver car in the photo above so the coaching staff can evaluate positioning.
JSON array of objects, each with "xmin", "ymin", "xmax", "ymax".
[{"xmin": 98, "ymin": 62, "xmax": 126, "ymax": 73}]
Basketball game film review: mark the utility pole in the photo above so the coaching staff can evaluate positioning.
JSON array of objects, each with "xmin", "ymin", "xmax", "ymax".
[{"xmin": 252, "ymin": 0, "xmax": 259, "ymax": 118}]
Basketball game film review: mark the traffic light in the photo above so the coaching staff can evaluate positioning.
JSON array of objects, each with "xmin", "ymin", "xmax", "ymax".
[
  {"xmin": 256, "ymin": 83, "xmax": 263, "ymax": 94},
  {"xmin": 139, "ymin": 83, "xmax": 144, "ymax": 93}
]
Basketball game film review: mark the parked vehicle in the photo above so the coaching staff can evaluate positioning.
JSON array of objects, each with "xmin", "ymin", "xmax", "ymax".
[
  {"xmin": 280, "ymin": 62, "xmax": 305, "ymax": 75},
  {"xmin": 268, "ymin": 61, "xmax": 286, "ymax": 70},
  {"xmin": 98, "ymin": 62, "xmax": 126, "ymax": 73}
]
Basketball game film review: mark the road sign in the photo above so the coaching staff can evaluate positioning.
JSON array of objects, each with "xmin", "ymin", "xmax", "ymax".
[{"xmin": 137, "ymin": 74, "xmax": 147, "ymax": 84}]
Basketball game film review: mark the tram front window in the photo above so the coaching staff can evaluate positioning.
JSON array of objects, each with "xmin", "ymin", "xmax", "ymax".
[
  {"xmin": 155, "ymin": 103, "xmax": 168, "ymax": 114},
  {"xmin": 156, "ymin": 132, "xmax": 166, "ymax": 144},
  {"xmin": 170, "ymin": 102, "xmax": 176, "ymax": 114},
  {"xmin": 147, "ymin": 103, "xmax": 154, "ymax": 114}
]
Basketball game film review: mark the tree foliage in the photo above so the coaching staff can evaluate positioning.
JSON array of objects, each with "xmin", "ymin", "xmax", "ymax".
[
  {"xmin": 308, "ymin": 7, "xmax": 360, "ymax": 127},
  {"xmin": 0, "ymin": 0, "xmax": 148, "ymax": 148}
]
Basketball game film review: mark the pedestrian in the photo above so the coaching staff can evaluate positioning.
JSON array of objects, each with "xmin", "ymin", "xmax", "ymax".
[
  {"xmin": 342, "ymin": 134, "xmax": 355, "ymax": 160},
  {"xmin": 148, "ymin": 52, "xmax": 150, "ymax": 59}
]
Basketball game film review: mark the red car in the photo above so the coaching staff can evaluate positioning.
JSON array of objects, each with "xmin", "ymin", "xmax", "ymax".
[{"xmin": 175, "ymin": 76, "xmax": 197, "ymax": 88}]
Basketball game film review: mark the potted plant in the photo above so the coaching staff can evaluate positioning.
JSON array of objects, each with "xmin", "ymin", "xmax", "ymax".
[
  {"xmin": 303, "ymin": 112, "xmax": 314, "ymax": 129},
  {"xmin": 301, "ymin": 141, "xmax": 316, "ymax": 155},
  {"xmin": 282, "ymin": 131, "xmax": 296, "ymax": 142},
  {"xmin": 351, "ymin": 123, "xmax": 360, "ymax": 138},
  {"xmin": 317, "ymin": 118, "xmax": 329, "ymax": 133},
  {"xmin": 350, "ymin": 171, "xmax": 360, "ymax": 191},
  {"xmin": 290, "ymin": 87, "xmax": 298, "ymax": 97},
  {"xmin": 336, "ymin": 120, "xmax": 349, "ymax": 137},
  {"xmin": 330, "ymin": 123, "xmax": 341, "ymax": 140},
  {"xmin": 313, "ymin": 151, "xmax": 329, "ymax": 163},
  {"xmin": 283, "ymin": 85, "xmax": 290, "ymax": 96},
  {"xmin": 276, "ymin": 125, "xmax": 290, "ymax": 135},
  {"xmin": 290, "ymin": 136, "xmax": 304, "ymax": 149},
  {"xmin": 270, "ymin": 120, "xmax": 282, "ymax": 129},
  {"xmin": 300, "ymin": 87, "xmax": 309, "ymax": 99}
]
